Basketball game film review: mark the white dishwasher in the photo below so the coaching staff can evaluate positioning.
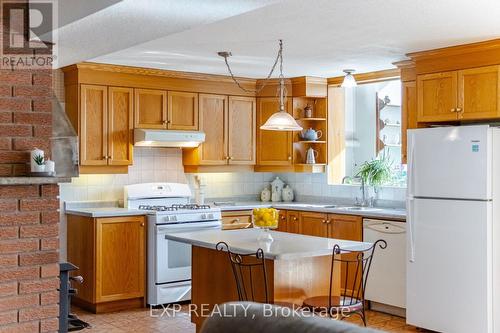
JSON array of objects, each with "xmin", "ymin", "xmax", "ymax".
[{"xmin": 363, "ymin": 218, "xmax": 406, "ymax": 316}]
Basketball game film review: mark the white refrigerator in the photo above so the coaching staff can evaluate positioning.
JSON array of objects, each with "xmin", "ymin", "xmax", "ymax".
[{"xmin": 407, "ymin": 125, "xmax": 500, "ymax": 333}]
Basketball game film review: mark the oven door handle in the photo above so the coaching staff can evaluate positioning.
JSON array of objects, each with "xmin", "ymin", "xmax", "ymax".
[{"xmin": 157, "ymin": 221, "xmax": 222, "ymax": 233}]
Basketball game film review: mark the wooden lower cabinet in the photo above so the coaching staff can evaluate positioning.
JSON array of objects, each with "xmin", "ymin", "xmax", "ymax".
[
  {"xmin": 221, "ymin": 210, "xmax": 253, "ymax": 230},
  {"xmin": 276, "ymin": 210, "xmax": 300, "ymax": 233},
  {"xmin": 67, "ymin": 215, "xmax": 146, "ymax": 313},
  {"xmin": 298, "ymin": 211, "xmax": 328, "ymax": 237}
]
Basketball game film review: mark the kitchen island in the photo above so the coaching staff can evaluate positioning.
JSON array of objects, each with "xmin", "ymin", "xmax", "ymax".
[{"xmin": 165, "ymin": 228, "xmax": 372, "ymax": 332}]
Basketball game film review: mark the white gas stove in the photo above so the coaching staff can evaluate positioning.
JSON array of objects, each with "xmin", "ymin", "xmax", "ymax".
[{"xmin": 124, "ymin": 183, "xmax": 222, "ymax": 305}]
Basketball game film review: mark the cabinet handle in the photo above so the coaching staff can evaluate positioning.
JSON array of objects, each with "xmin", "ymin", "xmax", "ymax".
[
  {"xmin": 450, "ymin": 108, "xmax": 456, "ymax": 112},
  {"xmin": 322, "ymin": 219, "xmax": 327, "ymax": 224},
  {"xmin": 229, "ymin": 156, "xmax": 233, "ymax": 160},
  {"xmin": 231, "ymin": 218, "xmax": 240, "ymax": 224},
  {"xmin": 456, "ymin": 107, "xmax": 462, "ymax": 112},
  {"xmin": 288, "ymin": 156, "xmax": 292, "ymax": 161},
  {"xmin": 140, "ymin": 223, "xmax": 145, "ymax": 227},
  {"xmin": 293, "ymin": 217, "xmax": 298, "ymax": 221}
]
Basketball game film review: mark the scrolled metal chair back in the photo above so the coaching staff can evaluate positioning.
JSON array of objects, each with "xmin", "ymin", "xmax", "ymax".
[
  {"xmin": 216, "ymin": 241, "xmax": 269, "ymax": 303},
  {"xmin": 328, "ymin": 239, "xmax": 387, "ymax": 309}
]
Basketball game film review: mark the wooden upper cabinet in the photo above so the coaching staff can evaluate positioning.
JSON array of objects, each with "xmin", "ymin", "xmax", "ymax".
[
  {"xmin": 134, "ymin": 89, "xmax": 167, "ymax": 129},
  {"xmin": 299, "ymin": 211, "xmax": 328, "ymax": 238},
  {"xmin": 95, "ymin": 216, "xmax": 145, "ymax": 303},
  {"xmin": 80, "ymin": 85, "xmax": 108, "ymax": 166},
  {"xmin": 167, "ymin": 91, "xmax": 198, "ymax": 130},
  {"xmin": 401, "ymin": 81, "xmax": 417, "ymax": 164},
  {"xmin": 198, "ymin": 94, "xmax": 228, "ymax": 165},
  {"xmin": 417, "ymin": 71, "xmax": 458, "ymax": 122},
  {"xmin": 328, "ymin": 214, "xmax": 362, "ymax": 241},
  {"xmin": 108, "ymin": 87, "xmax": 133, "ymax": 166},
  {"xmin": 458, "ymin": 65, "xmax": 500, "ymax": 120},
  {"xmin": 228, "ymin": 96, "xmax": 256, "ymax": 164},
  {"xmin": 256, "ymin": 97, "xmax": 293, "ymax": 166}
]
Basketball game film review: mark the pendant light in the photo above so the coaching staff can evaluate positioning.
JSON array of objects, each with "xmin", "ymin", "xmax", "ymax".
[
  {"xmin": 218, "ymin": 40, "xmax": 302, "ymax": 131},
  {"xmin": 341, "ymin": 69, "xmax": 357, "ymax": 88}
]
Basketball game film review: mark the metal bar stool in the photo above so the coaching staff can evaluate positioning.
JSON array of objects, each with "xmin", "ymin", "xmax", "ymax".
[
  {"xmin": 302, "ymin": 239, "xmax": 387, "ymax": 326},
  {"xmin": 216, "ymin": 241, "xmax": 299, "ymax": 309}
]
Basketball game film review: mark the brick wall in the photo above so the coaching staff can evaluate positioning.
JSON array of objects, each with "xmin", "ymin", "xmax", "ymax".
[
  {"xmin": 0, "ymin": 2, "xmax": 60, "ymax": 332},
  {"xmin": 0, "ymin": 184, "xmax": 59, "ymax": 332},
  {"xmin": 0, "ymin": 68, "xmax": 53, "ymax": 176}
]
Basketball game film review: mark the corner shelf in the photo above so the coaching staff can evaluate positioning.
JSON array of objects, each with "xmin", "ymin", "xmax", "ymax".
[
  {"xmin": 383, "ymin": 123, "xmax": 401, "ymax": 127},
  {"xmin": 295, "ymin": 117, "xmax": 327, "ymax": 121},
  {"xmin": 295, "ymin": 140, "xmax": 326, "ymax": 144}
]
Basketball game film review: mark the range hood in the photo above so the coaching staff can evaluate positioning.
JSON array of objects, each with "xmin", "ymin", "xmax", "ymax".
[{"xmin": 134, "ymin": 129, "xmax": 205, "ymax": 148}]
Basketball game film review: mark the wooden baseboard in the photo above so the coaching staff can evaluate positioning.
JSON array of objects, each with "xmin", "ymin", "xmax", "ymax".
[{"xmin": 72, "ymin": 296, "xmax": 145, "ymax": 314}]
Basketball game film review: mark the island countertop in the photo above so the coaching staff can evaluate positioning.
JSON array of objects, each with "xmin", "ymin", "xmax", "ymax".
[{"xmin": 164, "ymin": 228, "xmax": 373, "ymax": 260}]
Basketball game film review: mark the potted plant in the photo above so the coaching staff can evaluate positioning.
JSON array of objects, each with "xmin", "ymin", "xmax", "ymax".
[
  {"xmin": 32, "ymin": 154, "xmax": 45, "ymax": 172},
  {"xmin": 356, "ymin": 153, "xmax": 393, "ymax": 188}
]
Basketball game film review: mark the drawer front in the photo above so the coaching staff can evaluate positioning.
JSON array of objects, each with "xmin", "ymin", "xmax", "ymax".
[{"xmin": 221, "ymin": 211, "xmax": 253, "ymax": 230}]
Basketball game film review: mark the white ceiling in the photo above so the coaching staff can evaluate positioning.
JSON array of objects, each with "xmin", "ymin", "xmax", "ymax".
[
  {"xmin": 59, "ymin": 0, "xmax": 500, "ymax": 78},
  {"xmin": 55, "ymin": 0, "xmax": 280, "ymax": 68}
]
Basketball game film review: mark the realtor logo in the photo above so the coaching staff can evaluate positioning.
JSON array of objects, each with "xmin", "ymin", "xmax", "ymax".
[{"xmin": 1, "ymin": 0, "xmax": 56, "ymax": 68}]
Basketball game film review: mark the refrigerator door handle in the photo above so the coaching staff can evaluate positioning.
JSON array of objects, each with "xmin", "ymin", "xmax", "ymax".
[
  {"xmin": 407, "ymin": 136, "xmax": 416, "ymax": 262},
  {"xmin": 407, "ymin": 197, "xmax": 415, "ymax": 262}
]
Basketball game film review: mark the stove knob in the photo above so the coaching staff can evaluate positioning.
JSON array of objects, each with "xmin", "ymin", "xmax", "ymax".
[
  {"xmin": 201, "ymin": 214, "xmax": 207, "ymax": 220},
  {"xmin": 164, "ymin": 216, "xmax": 170, "ymax": 222},
  {"xmin": 208, "ymin": 213, "xmax": 214, "ymax": 219},
  {"xmin": 172, "ymin": 216, "xmax": 177, "ymax": 222}
]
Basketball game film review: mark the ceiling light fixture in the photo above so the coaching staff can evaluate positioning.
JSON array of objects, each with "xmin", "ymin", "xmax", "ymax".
[
  {"xmin": 218, "ymin": 40, "xmax": 302, "ymax": 131},
  {"xmin": 341, "ymin": 69, "xmax": 357, "ymax": 88}
]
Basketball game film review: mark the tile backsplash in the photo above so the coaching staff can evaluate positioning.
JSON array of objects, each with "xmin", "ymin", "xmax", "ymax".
[{"xmin": 59, "ymin": 147, "xmax": 186, "ymax": 202}]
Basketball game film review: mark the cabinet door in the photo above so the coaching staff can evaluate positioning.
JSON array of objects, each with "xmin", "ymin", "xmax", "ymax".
[
  {"xmin": 134, "ymin": 89, "xmax": 167, "ymax": 129},
  {"xmin": 286, "ymin": 211, "xmax": 300, "ymax": 234},
  {"xmin": 401, "ymin": 81, "xmax": 417, "ymax": 164},
  {"xmin": 95, "ymin": 216, "xmax": 145, "ymax": 303},
  {"xmin": 299, "ymin": 211, "xmax": 328, "ymax": 237},
  {"xmin": 256, "ymin": 98, "xmax": 293, "ymax": 165},
  {"xmin": 277, "ymin": 210, "xmax": 288, "ymax": 232},
  {"xmin": 458, "ymin": 65, "xmax": 500, "ymax": 120},
  {"xmin": 108, "ymin": 87, "xmax": 133, "ymax": 166},
  {"xmin": 80, "ymin": 85, "xmax": 108, "ymax": 165},
  {"xmin": 198, "ymin": 94, "xmax": 228, "ymax": 165},
  {"xmin": 328, "ymin": 214, "xmax": 363, "ymax": 294},
  {"xmin": 167, "ymin": 91, "xmax": 198, "ymax": 130},
  {"xmin": 228, "ymin": 96, "xmax": 256, "ymax": 165},
  {"xmin": 328, "ymin": 214, "xmax": 362, "ymax": 241},
  {"xmin": 417, "ymin": 71, "xmax": 458, "ymax": 122}
]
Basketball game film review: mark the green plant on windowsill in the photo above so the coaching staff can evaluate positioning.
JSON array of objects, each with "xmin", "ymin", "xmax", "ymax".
[{"xmin": 356, "ymin": 152, "xmax": 393, "ymax": 187}]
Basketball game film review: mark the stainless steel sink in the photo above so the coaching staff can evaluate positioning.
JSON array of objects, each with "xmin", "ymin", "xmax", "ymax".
[
  {"xmin": 321, "ymin": 205, "xmax": 344, "ymax": 209},
  {"xmin": 337, "ymin": 206, "xmax": 381, "ymax": 211}
]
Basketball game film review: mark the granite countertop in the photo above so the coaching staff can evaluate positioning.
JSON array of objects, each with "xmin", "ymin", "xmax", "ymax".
[
  {"xmin": 65, "ymin": 207, "xmax": 147, "ymax": 218},
  {"xmin": 65, "ymin": 200, "xmax": 406, "ymax": 220},
  {"xmin": 164, "ymin": 228, "xmax": 373, "ymax": 260},
  {"xmin": 0, "ymin": 177, "xmax": 72, "ymax": 185},
  {"xmin": 64, "ymin": 201, "xmax": 147, "ymax": 218},
  {"xmin": 214, "ymin": 201, "xmax": 406, "ymax": 221}
]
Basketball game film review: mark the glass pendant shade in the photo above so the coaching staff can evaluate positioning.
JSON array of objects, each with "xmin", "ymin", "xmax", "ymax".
[
  {"xmin": 341, "ymin": 70, "xmax": 357, "ymax": 88},
  {"xmin": 260, "ymin": 110, "xmax": 303, "ymax": 131}
]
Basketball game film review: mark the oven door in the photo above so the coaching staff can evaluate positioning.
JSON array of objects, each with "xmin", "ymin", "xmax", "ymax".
[{"xmin": 156, "ymin": 221, "xmax": 221, "ymax": 284}]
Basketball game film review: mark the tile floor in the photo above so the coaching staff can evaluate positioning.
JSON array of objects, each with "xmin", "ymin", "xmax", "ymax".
[{"xmin": 73, "ymin": 305, "xmax": 423, "ymax": 333}]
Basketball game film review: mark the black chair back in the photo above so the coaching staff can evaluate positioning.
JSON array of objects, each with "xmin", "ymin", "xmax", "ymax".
[
  {"xmin": 328, "ymin": 239, "xmax": 387, "ymax": 310},
  {"xmin": 216, "ymin": 242, "xmax": 269, "ymax": 303}
]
